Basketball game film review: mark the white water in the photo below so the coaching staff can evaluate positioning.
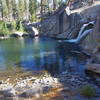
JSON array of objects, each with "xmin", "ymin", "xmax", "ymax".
[
  {"xmin": 32, "ymin": 27, "xmax": 39, "ymax": 36},
  {"xmin": 63, "ymin": 21, "xmax": 94, "ymax": 43},
  {"xmin": 78, "ymin": 21, "xmax": 94, "ymax": 38},
  {"xmin": 65, "ymin": 7, "xmax": 71, "ymax": 16}
]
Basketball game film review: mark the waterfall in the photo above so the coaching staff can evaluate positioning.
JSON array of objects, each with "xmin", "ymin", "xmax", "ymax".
[
  {"xmin": 64, "ymin": 29, "xmax": 92, "ymax": 44},
  {"xmin": 32, "ymin": 27, "xmax": 39, "ymax": 36},
  {"xmin": 65, "ymin": 7, "xmax": 71, "ymax": 16},
  {"xmin": 78, "ymin": 21, "xmax": 94, "ymax": 38},
  {"xmin": 62, "ymin": 21, "xmax": 95, "ymax": 44}
]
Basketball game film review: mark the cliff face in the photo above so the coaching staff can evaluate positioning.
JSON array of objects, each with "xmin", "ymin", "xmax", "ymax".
[
  {"xmin": 40, "ymin": 6, "xmax": 71, "ymax": 38},
  {"xmin": 69, "ymin": 0, "xmax": 94, "ymax": 10},
  {"xmin": 40, "ymin": 1, "xmax": 100, "ymax": 40},
  {"xmin": 83, "ymin": 17, "xmax": 100, "ymax": 63},
  {"xmin": 83, "ymin": 17, "xmax": 100, "ymax": 49},
  {"xmin": 40, "ymin": 6, "xmax": 82, "ymax": 39}
]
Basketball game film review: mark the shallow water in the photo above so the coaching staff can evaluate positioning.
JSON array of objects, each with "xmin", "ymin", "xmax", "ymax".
[{"xmin": 0, "ymin": 37, "xmax": 86, "ymax": 75}]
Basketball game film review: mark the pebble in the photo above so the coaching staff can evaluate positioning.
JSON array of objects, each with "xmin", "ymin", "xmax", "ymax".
[{"xmin": 0, "ymin": 71, "xmax": 100, "ymax": 99}]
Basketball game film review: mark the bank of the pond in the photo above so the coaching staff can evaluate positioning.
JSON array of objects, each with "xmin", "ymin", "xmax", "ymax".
[
  {"xmin": 0, "ymin": 70, "xmax": 100, "ymax": 100},
  {"xmin": 0, "ymin": 32, "xmax": 39, "ymax": 40}
]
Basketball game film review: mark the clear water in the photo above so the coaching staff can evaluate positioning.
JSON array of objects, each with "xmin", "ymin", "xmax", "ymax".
[{"xmin": 0, "ymin": 37, "xmax": 86, "ymax": 75}]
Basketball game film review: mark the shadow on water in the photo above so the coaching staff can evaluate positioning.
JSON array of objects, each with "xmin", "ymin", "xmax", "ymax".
[
  {"xmin": 0, "ymin": 37, "xmax": 90, "ymax": 76},
  {"xmin": 55, "ymin": 42, "xmax": 90, "ymax": 75}
]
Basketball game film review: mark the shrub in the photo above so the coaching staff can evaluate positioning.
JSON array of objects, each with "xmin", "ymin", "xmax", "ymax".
[
  {"xmin": 79, "ymin": 85, "xmax": 96, "ymax": 98},
  {"xmin": 0, "ymin": 20, "xmax": 27, "ymax": 35},
  {"xmin": 11, "ymin": 20, "xmax": 17, "ymax": 31},
  {"xmin": 31, "ymin": 14, "xmax": 37, "ymax": 22},
  {"xmin": 0, "ymin": 21, "xmax": 9, "ymax": 35},
  {"xmin": 16, "ymin": 20, "xmax": 25, "ymax": 32}
]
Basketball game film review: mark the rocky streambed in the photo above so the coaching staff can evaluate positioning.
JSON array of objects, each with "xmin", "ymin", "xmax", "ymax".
[{"xmin": 0, "ymin": 70, "xmax": 100, "ymax": 100}]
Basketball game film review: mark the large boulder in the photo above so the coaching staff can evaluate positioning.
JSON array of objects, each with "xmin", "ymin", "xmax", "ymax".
[
  {"xmin": 86, "ymin": 63, "xmax": 100, "ymax": 74},
  {"xmin": 10, "ymin": 32, "xmax": 24, "ymax": 38},
  {"xmin": 23, "ymin": 22, "xmax": 39, "ymax": 37}
]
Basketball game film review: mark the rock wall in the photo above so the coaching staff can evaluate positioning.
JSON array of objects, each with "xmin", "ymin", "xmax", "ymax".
[
  {"xmin": 40, "ymin": 6, "xmax": 82, "ymax": 39},
  {"xmin": 40, "ymin": 6, "xmax": 71, "ymax": 38},
  {"xmin": 83, "ymin": 17, "xmax": 100, "ymax": 50},
  {"xmin": 56, "ymin": 12, "xmax": 82, "ymax": 39},
  {"xmin": 40, "ymin": 15, "xmax": 60, "ymax": 36},
  {"xmin": 82, "ymin": 17, "xmax": 100, "ymax": 63},
  {"xmin": 70, "ymin": 0, "xmax": 94, "ymax": 10},
  {"xmin": 40, "ymin": 1, "xmax": 100, "ymax": 40},
  {"xmin": 80, "ymin": 4, "xmax": 100, "ymax": 21}
]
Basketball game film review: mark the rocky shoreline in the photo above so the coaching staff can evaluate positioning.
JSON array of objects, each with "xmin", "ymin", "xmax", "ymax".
[
  {"xmin": 0, "ymin": 25, "xmax": 39, "ymax": 40},
  {"xmin": 0, "ymin": 32, "xmax": 38, "ymax": 40},
  {"xmin": 0, "ymin": 70, "xmax": 100, "ymax": 100}
]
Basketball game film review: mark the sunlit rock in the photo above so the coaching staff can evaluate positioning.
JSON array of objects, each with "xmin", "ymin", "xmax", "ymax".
[
  {"xmin": 10, "ymin": 31, "xmax": 24, "ymax": 38},
  {"xmin": 19, "ymin": 86, "xmax": 42, "ymax": 98},
  {"xmin": 86, "ymin": 63, "xmax": 100, "ymax": 74}
]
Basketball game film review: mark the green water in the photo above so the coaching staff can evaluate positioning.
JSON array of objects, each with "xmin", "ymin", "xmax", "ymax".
[{"xmin": 0, "ymin": 37, "xmax": 86, "ymax": 75}]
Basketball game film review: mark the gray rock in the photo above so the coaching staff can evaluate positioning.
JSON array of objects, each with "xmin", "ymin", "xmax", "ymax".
[
  {"xmin": 10, "ymin": 33, "xmax": 21, "ymax": 38},
  {"xmin": 19, "ymin": 87, "xmax": 42, "ymax": 98},
  {"xmin": 86, "ymin": 63, "xmax": 100, "ymax": 74},
  {"xmin": 0, "ymin": 89, "xmax": 16, "ymax": 100}
]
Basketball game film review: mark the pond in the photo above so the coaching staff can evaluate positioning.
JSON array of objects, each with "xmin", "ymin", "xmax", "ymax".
[{"xmin": 0, "ymin": 37, "xmax": 87, "ymax": 75}]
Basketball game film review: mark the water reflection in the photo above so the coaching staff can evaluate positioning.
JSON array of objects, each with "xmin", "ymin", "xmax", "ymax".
[
  {"xmin": 57, "ymin": 42, "xmax": 88, "ymax": 74},
  {"xmin": 0, "ymin": 37, "xmax": 87, "ymax": 75}
]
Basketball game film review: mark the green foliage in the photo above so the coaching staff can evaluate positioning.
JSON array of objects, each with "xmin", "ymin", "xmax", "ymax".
[
  {"xmin": 0, "ymin": 21, "xmax": 9, "ymax": 35},
  {"xmin": 29, "ymin": 0, "xmax": 38, "ymax": 21},
  {"xmin": 0, "ymin": 0, "xmax": 68, "ymax": 22},
  {"xmin": 31, "ymin": 14, "xmax": 37, "ymax": 22},
  {"xmin": 19, "ymin": 21, "xmax": 24, "ymax": 32},
  {"xmin": 11, "ymin": 21, "xmax": 17, "ymax": 31},
  {"xmin": 79, "ymin": 85, "xmax": 96, "ymax": 98},
  {"xmin": 0, "ymin": 20, "xmax": 25, "ymax": 35},
  {"xmin": 16, "ymin": 20, "xmax": 24, "ymax": 32},
  {"xmin": 18, "ymin": 0, "xmax": 25, "ymax": 20}
]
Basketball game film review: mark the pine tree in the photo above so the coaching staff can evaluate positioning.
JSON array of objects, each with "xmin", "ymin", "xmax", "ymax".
[
  {"xmin": 11, "ymin": 0, "xmax": 18, "ymax": 20},
  {"xmin": 29, "ymin": 0, "xmax": 38, "ymax": 21},
  {"xmin": 24, "ymin": 0, "xmax": 29, "ymax": 20},
  {"xmin": 18, "ymin": 0, "xmax": 25, "ymax": 20},
  {"xmin": 1, "ymin": 0, "xmax": 9, "ymax": 21},
  {"xmin": 0, "ymin": 0, "xmax": 3, "ymax": 20}
]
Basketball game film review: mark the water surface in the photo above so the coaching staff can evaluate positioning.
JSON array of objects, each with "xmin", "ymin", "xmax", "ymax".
[{"xmin": 0, "ymin": 37, "xmax": 86, "ymax": 75}]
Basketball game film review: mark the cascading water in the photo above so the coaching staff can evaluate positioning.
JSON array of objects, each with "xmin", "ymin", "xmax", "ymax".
[{"xmin": 62, "ymin": 21, "xmax": 95, "ymax": 44}]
